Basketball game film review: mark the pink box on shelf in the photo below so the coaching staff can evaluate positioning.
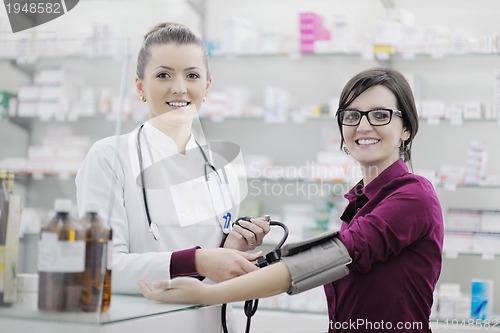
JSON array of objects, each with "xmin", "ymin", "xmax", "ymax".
[
  {"xmin": 300, "ymin": 29, "xmax": 330, "ymax": 41},
  {"xmin": 316, "ymin": 28, "xmax": 331, "ymax": 41},
  {"xmin": 299, "ymin": 12, "xmax": 323, "ymax": 22},
  {"xmin": 300, "ymin": 32, "xmax": 316, "ymax": 42},
  {"xmin": 299, "ymin": 12, "xmax": 331, "ymax": 53},
  {"xmin": 300, "ymin": 41, "xmax": 315, "ymax": 53},
  {"xmin": 300, "ymin": 20, "xmax": 323, "ymax": 33}
]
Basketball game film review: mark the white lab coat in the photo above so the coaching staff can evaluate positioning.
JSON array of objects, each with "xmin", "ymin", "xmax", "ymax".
[{"xmin": 75, "ymin": 122, "xmax": 240, "ymax": 294}]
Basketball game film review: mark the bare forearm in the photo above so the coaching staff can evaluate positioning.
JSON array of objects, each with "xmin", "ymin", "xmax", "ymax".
[
  {"xmin": 204, "ymin": 262, "xmax": 292, "ymax": 304},
  {"xmin": 140, "ymin": 261, "xmax": 292, "ymax": 305}
]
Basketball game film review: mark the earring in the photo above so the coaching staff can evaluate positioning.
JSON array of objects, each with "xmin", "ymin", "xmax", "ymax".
[
  {"xmin": 342, "ymin": 146, "xmax": 350, "ymax": 155},
  {"xmin": 203, "ymin": 96, "xmax": 207, "ymax": 102},
  {"xmin": 399, "ymin": 141, "xmax": 409, "ymax": 158},
  {"xmin": 140, "ymin": 94, "xmax": 146, "ymax": 102}
]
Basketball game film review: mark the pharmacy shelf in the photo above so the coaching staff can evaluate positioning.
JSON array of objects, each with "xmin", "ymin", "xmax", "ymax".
[
  {"xmin": 445, "ymin": 230, "xmax": 500, "ymax": 236},
  {"xmin": 437, "ymin": 184, "xmax": 500, "ymax": 190},
  {"xmin": 209, "ymin": 51, "xmax": 500, "ymax": 60},
  {"xmin": 4, "ymin": 115, "xmax": 142, "ymax": 125},
  {"xmin": 200, "ymin": 115, "xmax": 336, "ymax": 122},
  {"xmin": 0, "ymin": 38, "xmax": 130, "ymax": 60},
  {"xmin": 0, "ymin": 49, "xmax": 133, "ymax": 209},
  {"xmin": 443, "ymin": 253, "xmax": 500, "ymax": 260},
  {"xmin": 200, "ymin": 115, "xmax": 499, "ymax": 124},
  {"xmin": 443, "ymin": 229, "xmax": 500, "ymax": 259}
]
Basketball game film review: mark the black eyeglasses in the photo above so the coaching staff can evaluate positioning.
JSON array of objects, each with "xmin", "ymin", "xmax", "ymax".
[{"xmin": 337, "ymin": 108, "xmax": 403, "ymax": 126}]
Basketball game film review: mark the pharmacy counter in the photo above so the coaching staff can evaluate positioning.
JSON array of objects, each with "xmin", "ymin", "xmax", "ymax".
[{"xmin": 0, "ymin": 295, "xmax": 222, "ymax": 333}]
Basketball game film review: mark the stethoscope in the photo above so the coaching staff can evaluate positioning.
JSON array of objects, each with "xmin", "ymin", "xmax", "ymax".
[{"xmin": 136, "ymin": 123, "xmax": 234, "ymax": 240}]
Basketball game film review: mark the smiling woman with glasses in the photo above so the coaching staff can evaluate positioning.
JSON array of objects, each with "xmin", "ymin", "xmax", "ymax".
[{"xmin": 139, "ymin": 68, "xmax": 444, "ymax": 333}]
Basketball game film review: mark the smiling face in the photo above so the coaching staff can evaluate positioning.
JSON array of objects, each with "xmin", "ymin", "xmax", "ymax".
[
  {"xmin": 135, "ymin": 43, "xmax": 212, "ymax": 127},
  {"xmin": 342, "ymin": 85, "xmax": 410, "ymax": 174}
]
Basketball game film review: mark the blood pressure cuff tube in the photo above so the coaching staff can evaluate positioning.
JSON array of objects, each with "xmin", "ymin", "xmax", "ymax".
[{"xmin": 280, "ymin": 230, "xmax": 352, "ymax": 295}]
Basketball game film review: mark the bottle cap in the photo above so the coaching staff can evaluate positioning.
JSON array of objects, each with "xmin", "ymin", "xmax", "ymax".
[
  {"xmin": 54, "ymin": 198, "xmax": 72, "ymax": 213},
  {"xmin": 84, "ymin": 202, "xmax": 100, "ymax": 214},
  {"xmin": 0, "ymin": 169, "xmax": 8, "ymax": 178},
  {"xmin": 6, "ymin": 171, "xmax": 14, "ymax": 191}
]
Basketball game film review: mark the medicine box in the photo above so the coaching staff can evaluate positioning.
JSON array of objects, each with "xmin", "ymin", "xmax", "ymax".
[{"xmin": 471, "ymin": 280, "xmax": 493, "ymax": 320}]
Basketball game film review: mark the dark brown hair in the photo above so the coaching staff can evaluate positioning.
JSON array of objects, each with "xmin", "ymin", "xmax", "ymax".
[
  {"xmin": 336, "ymin": 67, "xmax": 419, "ymax": 169},
  {"xmin": 136, "ymin": 22, "xmax": 210, "ymax": 80}
]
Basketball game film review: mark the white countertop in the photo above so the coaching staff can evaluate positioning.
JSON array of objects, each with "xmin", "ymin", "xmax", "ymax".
[{"xmin": 0, "ymin": 295, "xmax": 222, "ymax": 333}]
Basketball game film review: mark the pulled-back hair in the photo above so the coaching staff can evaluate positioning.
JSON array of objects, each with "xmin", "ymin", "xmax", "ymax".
[{"xmin": 136, "ymin": 22, "xmax": 210, "ymax": 80}]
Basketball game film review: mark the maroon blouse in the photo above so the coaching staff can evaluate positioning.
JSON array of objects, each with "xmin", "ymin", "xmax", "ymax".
[{"xmin": 324, "ymin": 159, "xmax": 444, "ymax": 332}]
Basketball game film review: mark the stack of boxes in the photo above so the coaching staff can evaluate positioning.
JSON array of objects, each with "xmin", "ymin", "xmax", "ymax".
[
  {"xmin": 219, "ymin": 17, "xmax": 259, "ymax": 55},
  {"xmin": 464, "ymin": 140, "xmax": 488, "ymax": 185},
  {"xmin": 299, "ymin": 12, "xmax": 331, "ymax": 54},
  {"xmin": 27, "ymin": 125, "xmax": 90, "ymax": 177},
  {"xmin": 373, "ymin": 9, "xmax": 415, "ymax": 55},
  {"xmin": 0, "ymin": 125, "xmax": 90, "ymax": 177},
  {"xmin": 438, "ymin": 140, "xmax": 489, "ymax": 187},
  {"xmin": 17, "ymin": 66, "xmax": 71, "ymax": 120},
  {"xmin": 444, "ymin": 208, "xmax": 500, "ymax": 256}
]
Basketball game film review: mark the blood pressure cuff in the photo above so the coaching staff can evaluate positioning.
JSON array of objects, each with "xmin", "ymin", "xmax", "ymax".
[{"xmin": 280, "ymin": 230, "xmax": 352, "ymax": 295}]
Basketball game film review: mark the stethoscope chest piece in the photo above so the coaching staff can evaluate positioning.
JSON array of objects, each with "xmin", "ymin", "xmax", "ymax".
[{"xmin": 149, "ymin": 222, "xmax": 160, "ymax": 241}]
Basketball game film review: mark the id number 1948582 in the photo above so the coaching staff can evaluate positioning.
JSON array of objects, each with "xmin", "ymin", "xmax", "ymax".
[{"xmin": 5, "ymin": 2, "xmax": 62, "ymax": 14}]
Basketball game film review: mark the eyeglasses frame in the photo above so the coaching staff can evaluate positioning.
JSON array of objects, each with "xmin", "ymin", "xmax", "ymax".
[{"xmin": 336, "ymin": 108, "xmax": 403, "ymax": 126}]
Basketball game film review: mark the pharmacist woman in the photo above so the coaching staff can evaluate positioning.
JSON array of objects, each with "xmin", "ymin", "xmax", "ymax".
[
  {"xmin": 76, "ymin": 22, "xmax": 270, "ymax": 301},
  {"xmin": 139, "ymin": 68, "xmax": 445, "ymax": 333}
]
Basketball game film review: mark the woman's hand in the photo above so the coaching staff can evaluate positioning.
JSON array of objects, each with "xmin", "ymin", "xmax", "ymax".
[
  {"xmin": 195, "ymin": 248, "xmax": 261, "ymax": 282},
  {"xmin": 223, "ymin": 217, "xmax": 271, "ymax": 251},
  {"xmin": 139, "ymin": 278, "xmax": 211, "ymax": 304}
]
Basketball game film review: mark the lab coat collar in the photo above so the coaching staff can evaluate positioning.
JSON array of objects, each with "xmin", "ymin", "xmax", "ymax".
[{"xmin": 143, "ymin": 121, "xmax": 198, "ymax": 158}]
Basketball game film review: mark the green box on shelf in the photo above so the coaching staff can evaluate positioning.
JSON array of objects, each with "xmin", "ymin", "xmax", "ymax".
[{"xmin": 0, "ymin": 91, "xmax": 16, "ymax": 115}]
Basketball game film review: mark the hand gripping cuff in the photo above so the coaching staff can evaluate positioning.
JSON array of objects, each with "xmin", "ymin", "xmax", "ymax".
[{"xmin": 280, "ymin": 230, "xmax": 352, "ymax": 295}]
